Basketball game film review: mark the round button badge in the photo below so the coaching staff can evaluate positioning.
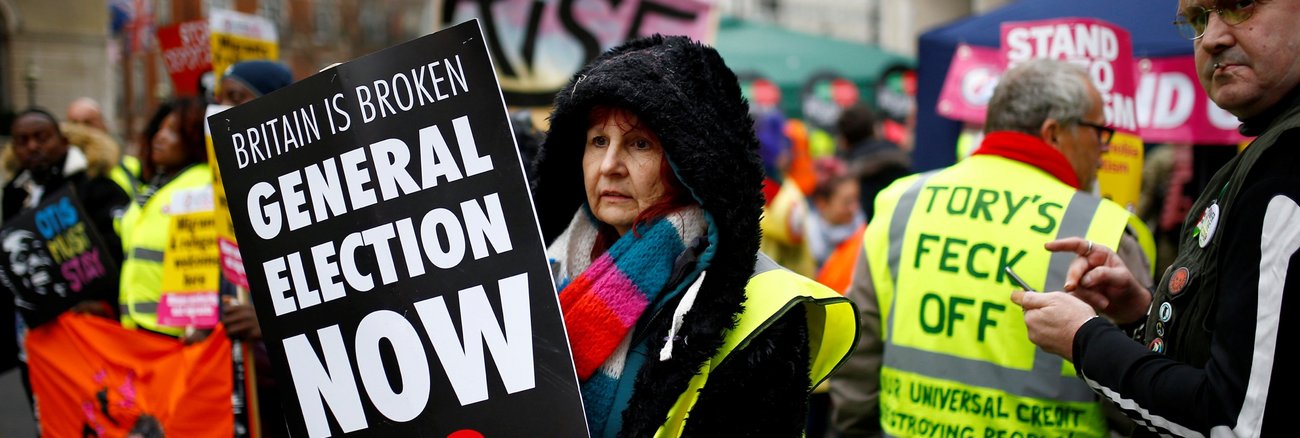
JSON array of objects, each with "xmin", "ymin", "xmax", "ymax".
[
  {"xmin": 1159, "ymin": 302, "xmax": 1173, "ymax": 323},
  {"xmin": 1148, "ymin": 338, "xmax": 1166, "ymax": 354},
  {"xmin": 1169, "ymin": 267, "xmax": 1190, "ymax": 295}
]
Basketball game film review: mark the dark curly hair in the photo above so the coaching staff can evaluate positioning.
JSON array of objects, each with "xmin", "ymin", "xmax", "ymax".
[{"xmin": 139, "ymin": 97, "xmax": 208, "ymax": 181}]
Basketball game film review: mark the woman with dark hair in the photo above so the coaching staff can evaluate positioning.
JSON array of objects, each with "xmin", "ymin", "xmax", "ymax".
[
  {"xmin": 118, "ymin": 98, "xmax": 215, "ymax": 339},
  {"xmin": 532, "ymin": 35, "xmax": 857, "ymax": 437}
]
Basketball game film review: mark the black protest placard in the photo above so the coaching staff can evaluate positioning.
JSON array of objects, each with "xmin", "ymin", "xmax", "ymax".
[
  {"xmin": 206, "ymin": 20, "xmax": 588, "ymax": 437},
  {"xmin": 0, "ymin": 186, "xmax": 119, "ymax": 328}
]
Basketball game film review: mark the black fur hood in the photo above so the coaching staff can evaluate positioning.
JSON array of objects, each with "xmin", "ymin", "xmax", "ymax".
[{"xmin": 532, "ymin": 35, "xmax": 769, "ymax": 435}]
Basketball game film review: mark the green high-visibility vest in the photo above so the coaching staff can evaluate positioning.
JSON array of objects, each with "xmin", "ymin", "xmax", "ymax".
[
  {"xmin": 656, "ymin": 253, "xmax": 858, "ymax": 437},
  {"xmin": 865, "ymin": 155, "xmax": 1150, "ymax": 437}
]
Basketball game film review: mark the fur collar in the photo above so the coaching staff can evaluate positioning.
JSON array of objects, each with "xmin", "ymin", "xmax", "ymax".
[{"xmin": 2, "ymin": 122, "xmax": 121, "ymax": 181}]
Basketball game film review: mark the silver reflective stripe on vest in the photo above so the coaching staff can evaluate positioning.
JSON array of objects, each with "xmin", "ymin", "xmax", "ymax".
[
  {"xmin": 131, "ymin": 247, "xmax": 165, "ymax": 262},
  {"xmin": 1046, "ymin": 192, "xmax": 1102, "ymax": 290},
  {"xmin": 753, "ymin": 252, "xmax": 784, "ymax": 277},
  {"xmin": 884, "ymin": 172, "xmax": 939, "ymax": 344},
  {"xmin": 120, "ymin": 302, "xmax": 159, "ymax": 315},
  {"xmin": 883, "ymin": 181, "xmax": 1099, "ymax": 402},
  {"xmin": 1025, "ymin": 191, "xmax": 1103, "ymax": 400}
]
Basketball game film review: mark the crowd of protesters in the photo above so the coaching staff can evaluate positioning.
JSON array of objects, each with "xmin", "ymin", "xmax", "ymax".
[{"xmin": 4, "ymin": 1, "xmax": 1299, "ymax": 434}]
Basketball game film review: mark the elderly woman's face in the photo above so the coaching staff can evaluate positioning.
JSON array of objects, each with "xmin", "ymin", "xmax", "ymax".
[{"xmin": 583, "ymin": 108, "xmax": 667, "ymax": 236}]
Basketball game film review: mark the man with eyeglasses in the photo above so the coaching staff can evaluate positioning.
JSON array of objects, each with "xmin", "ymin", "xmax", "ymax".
[
  {"xmin": 1014, "ymin": 0, "xmax": 1300, "ymax": 435},
  {"xmin": 830, "ymin": 59, "xmax": 1153, "ymax": 437}
]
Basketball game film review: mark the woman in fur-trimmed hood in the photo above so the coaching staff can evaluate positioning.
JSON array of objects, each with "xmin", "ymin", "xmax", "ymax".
[{"xmin": 533, "ymin": 35, "xmax": 856, "ymax": 437}]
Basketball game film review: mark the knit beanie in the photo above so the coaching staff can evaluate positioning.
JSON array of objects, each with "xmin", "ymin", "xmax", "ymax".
[{"xmin": 223, "ymin": 61, "xmax": 293, "ymax": 97}]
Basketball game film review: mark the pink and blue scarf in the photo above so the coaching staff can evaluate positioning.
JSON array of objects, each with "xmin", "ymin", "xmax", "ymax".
[{"xmin": 549, "ymin": 206, "xmax": 708, "ymax": 436}]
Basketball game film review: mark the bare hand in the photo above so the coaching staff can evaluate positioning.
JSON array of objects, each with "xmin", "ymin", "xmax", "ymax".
[
  {"xmin": 1044, "ymin": 237, "xmax": 1150, "ymax": 324},
  {"xmin": 1010, "ymin": 290, "xmax": 1096, "ymax": 361},
  {"xmin": 222, "ymin": 296, "xmax": 262, "ymax": 341},
  {"xmin": 181, "ymin": 328, "xmax": 213, "ymax": 345}
]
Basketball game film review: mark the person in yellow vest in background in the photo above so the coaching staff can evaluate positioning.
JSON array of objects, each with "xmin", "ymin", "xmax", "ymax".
[
  {"xmin": 66, "ymin": 97, "xmax": 142, "ymax": 201},
  {"xmin": 829, "ymin": 59, "xmax": 1155, "ymax": 437},
  {"xmin": 118, "ymin": 98, "xmax": 215, "ymax": 342}
]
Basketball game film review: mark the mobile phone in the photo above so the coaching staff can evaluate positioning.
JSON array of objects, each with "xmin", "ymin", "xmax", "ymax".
[{"xmin": 1005, "ymin": 266, "xmax": 1035, "ymax": 292}]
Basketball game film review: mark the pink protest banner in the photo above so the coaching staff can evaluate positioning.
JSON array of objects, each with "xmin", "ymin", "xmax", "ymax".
[
  {"xmin": 157, "ymin": 292, "xmax": 221, "ymax": 327},
  {"xmin": 1003, "ymin": 18, "xmax": 1140, "ymax": 134},
  {"xmin": 1136, "ymin": 55, "xmax": 1247, "ymax": 145},
  {"xmin": 937, "ymin": 43, "xmax": 1004, "ymax": 124},
  {"xmin": 438, "ymin": 0, "xmax": 717, "ymax": 106},
  {"xmin": 218, "ymin": 237, "xmax": 249, "ymax": 289},
  {"xmin": 157, "ymin": 20, "xmax": 211, "ymax": 97},
  {"xmin": 1002, "ymin": 18, "xmax": 1142, "ymax": 211}
]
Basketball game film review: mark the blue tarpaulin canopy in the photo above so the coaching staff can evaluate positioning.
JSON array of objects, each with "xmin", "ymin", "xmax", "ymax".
[{"xmin": 913, "ymin": 0, "xmax": 1190, "ymax": 171}]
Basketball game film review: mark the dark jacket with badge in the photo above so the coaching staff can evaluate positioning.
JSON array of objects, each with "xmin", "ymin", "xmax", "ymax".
[
  {"xmin": 1071, "ymin": 89, "xmax": 1300, "ymax": 435},
  {"xmin": 533, "ymin": 35, "xmax": 814, "ymax": 437},
  {"xmin": 1, "ymin": 123, "xmax": 131, "ymax": 372}
]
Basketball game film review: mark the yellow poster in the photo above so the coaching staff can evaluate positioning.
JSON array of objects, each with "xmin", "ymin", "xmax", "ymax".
[
  {"xmin": 1097, "ymin": 132, "xmax": 1144, "ymax": 212},
  {"xmin": 162, "ymin": 210, "xmax": 220, "ymax": 294},
  {"xmin": 209, "ymin": 9, "xmax": 279, "ymax": 86},
  {"xmin": 159, "ymin": 210, "xmax": 220, "ymax": 328},
  {"xmin": 204, "ymin": 105, "xmax": 235, "ymax": 242}
]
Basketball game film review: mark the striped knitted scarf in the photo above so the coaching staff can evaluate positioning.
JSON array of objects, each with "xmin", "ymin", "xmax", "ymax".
[{"xmin": 549, "ymin": 206, "xmax": 708, "ymax": 436}]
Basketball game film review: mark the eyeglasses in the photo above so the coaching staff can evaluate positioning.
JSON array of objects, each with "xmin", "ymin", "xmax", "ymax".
[
  {"xmin": 1075, "ymin": 121, "xmax": 1115, "ymax": 146},
  {"xmin": 1173, "ymin": 0, "xmax": 1261, "ymax": 40}
]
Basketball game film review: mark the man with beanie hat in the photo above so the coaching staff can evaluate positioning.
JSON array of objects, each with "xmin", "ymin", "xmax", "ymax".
[
  {"xmin": 214, "ymin": 59, "xmax": 294, "ymax": 437},
  {"xmin": 217, "ymin": 60, "xmax": 293, "ymax": 106}
]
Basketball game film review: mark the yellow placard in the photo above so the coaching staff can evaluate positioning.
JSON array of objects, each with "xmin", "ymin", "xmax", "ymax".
[
  {"xmin": 161, "ymin": 210, "xmax": 221, "ymax": 294},
  {"xmin": 1097, "ymin": 131, "xmax": 1143, "ymax": 212},
  {"xmin": 204, "ymin": 120, "xmax": 237, "ymax": 243},
  {"xmin": 210, "ymin": 32, "xmax": 279, "ymax": 84}
]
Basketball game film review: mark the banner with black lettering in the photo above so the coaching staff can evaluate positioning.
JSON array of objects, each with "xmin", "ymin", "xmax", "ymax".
[
  {"xmin": 0, "ymin": 185, "xmax": 119, "ymax": 328},
  {"xmin": 206, "ymin": 20, "xmax": 587, "ymax": 437},
  {"xmin": 438, "ymin": 0, "xmax": 717, "ymax": 106}
]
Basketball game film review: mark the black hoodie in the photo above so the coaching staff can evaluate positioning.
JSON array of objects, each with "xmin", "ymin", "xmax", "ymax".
[{"xmin": 533, "ymin": 35, "xmax": 813, "ymax": 436}]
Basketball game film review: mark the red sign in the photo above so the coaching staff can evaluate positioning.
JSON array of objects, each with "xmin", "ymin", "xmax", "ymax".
[{"xmin": 157, "ymin": 20, "xmax": 212, "ymax": 97}]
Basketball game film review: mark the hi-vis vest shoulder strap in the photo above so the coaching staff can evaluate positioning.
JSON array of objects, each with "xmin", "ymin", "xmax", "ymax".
[
  {"xmin": 865, "ymin": 156, "xmax": 1135, "ymax": 437},
  {"xmin": 119, "ymin": 164, "xmax": 213, "ymax": 336},
  {"xmin": 656, "ymin": 253, "xmax": 858, "ymax": 437}
]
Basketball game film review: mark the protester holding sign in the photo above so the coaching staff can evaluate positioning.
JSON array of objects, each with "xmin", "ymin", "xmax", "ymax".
[
  {"xmin": 532, "ymin": 35, "xmax": 857, "ymax": 437},
  {"xmin": 214, "ymin": 59, "xmax": 296, "ymax": 438},
  {"xmin": 118, "ymin": 98, "xmax": 217, "ymax": 340},
  {"xmin": 2, "ymin": 111, "xmax": 131, "ymax": 328},
  {"xmin": 1, "ymin": 108, "xmax": 131, "ymax": 419}
]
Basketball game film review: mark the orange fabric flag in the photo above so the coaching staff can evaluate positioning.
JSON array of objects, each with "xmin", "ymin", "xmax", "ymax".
[
  {"xmin": 784, "ymin": 119, "xmax": 817, "ymax": 196},
  {"xmin": 26, "ymin": 313, "xmax": 233, "ymax": 437},
  {"xmin": 815, "ymin": 224, "xmax": 867, "ymax": 295}
]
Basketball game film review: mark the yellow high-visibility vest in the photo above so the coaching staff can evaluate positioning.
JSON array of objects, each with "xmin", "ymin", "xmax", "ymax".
[
  {"xmin": 656, "ymin": 253, "xmax": 858, "ymax": 437},
  {"xmin": 865, "ymin": 155, "xmax": 1149, "ymax": 437},
  {"xmin": 118, "ymin": 164, "xmax": 213, "ymax": 336},
  {"xmin": 109, "ymin": 155, "xmax": 143, "ymax": 200}
]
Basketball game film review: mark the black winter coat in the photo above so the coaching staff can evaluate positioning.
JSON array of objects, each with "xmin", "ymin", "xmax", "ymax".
[{"xmin": 533, "ymin": 35, "xmax": 813, "ymax": 437}]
